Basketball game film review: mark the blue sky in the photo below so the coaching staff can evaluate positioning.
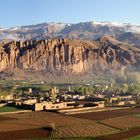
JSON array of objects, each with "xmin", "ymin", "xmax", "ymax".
[{"xmin": 0, "ymin": 0, "xmax": 140, "ymax": 28}]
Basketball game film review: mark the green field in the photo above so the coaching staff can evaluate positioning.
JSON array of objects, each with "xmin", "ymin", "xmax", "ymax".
[
  {"xmin": 0, "ymin": 106, "xmax": 22, "ymax": 113},
  {"xmin": 127, "ymin": 135, "xmax": 140, "ymax": 140}
]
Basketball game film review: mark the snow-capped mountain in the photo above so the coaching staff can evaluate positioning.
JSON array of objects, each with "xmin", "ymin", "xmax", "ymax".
[{"xmin": 1, "ymin": 21, "xmax": 140, "ymax": 45}]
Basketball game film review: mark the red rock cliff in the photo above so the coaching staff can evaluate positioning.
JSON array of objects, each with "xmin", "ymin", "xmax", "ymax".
[{"xmin": 0, "ymin": 37, "xmax": 139, "ymax": 74}]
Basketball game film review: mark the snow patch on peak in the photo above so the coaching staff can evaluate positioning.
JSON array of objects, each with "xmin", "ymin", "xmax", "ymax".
[
  {"xmin": 90, "ymin": 21, "xmax": 140, "ymax": 33},
  {"xmin": 10, "ymin": 26, "xmax": 21, "ymax": 31},
  {"xmin": 0, "ymin": 28, "xmax": 6, "ymax": 31},
  {"xmin": 91, "ymin": 21, "xmax": 128, "ymax": 27}
]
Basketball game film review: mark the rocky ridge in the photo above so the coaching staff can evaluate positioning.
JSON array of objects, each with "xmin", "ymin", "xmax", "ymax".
[{"xmin": 0, "ymin": 36, "xmax": 140, "ymax": 80}]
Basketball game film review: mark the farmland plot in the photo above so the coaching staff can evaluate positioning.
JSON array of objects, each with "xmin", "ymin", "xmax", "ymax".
[
  {"xmin": 52, "ymin": 122, "xmax": 119, "ymax": 138},
  {"xmin": 101, "ymin": 116, "xmax": 140, "ymax": 129}
]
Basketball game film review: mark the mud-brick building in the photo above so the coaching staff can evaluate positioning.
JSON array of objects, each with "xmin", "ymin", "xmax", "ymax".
[{"xmin": 33, "ymin": 101, "xmax": 74, "ymax": 111}]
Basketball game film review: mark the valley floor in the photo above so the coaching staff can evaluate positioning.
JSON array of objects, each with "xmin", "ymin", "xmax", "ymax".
[{"xmin": 0, "ymin": 107, "xmax": 140, "ymax": 140}]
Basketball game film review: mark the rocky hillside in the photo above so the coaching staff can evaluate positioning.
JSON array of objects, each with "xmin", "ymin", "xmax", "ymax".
[{"xmin": 0, "ymin": 36, "xmax": 140, "ymax": 80}]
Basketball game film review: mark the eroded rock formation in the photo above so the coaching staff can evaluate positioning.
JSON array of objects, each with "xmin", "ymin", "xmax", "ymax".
[{"xmin": 0, "ymin": 36, "xmax": 139, "ymax": 76}]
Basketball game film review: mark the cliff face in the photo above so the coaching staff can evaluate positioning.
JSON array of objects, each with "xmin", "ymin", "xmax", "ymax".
[
  {"xmin": 0, "ymin": 37, "xmax": 140, "ymax": 76},
  {"xmin": 0, "ymin": 39, "xmax": 95, "ymax": 73}
]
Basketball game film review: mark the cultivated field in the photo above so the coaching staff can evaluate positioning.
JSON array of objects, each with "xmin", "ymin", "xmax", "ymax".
[
  {"xmin": 100, "ymin": 128, "xmax": 140, "ymax": 140},
  {"xmin": 52, "ymin": 122, "xmax": 118, "ymax": 138},
  {"xmin": 0, "ymin": 112, "xmax": 93, "ymax": 132},
  {"xmin": 1, "ymin": 108, "xmax": 140, "ymax": 139},
  {"xmin": 101, "ymin": 116, "xmax": 140, "ymax": 129},
  {"xmin": 0, "ymin": 128, "xmax": 50, "ymax": 140},
  {"xmin": 0, "ymin": 111, "xmax": 119, "ymax": 139},
  {"xmin": 70, "ymin": 108, "xmax": 140, "ymax": 120},
  {"xmin": 69, "ymin": 108, "xmax": 140, "ymax": 140}
]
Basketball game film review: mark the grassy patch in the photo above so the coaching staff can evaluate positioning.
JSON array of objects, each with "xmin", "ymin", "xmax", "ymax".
[
  {"xmin": 0, "ymin": 106, "xmax": 22, "ymax": 112},
  {"xmin": 134, "ymin": 114, "xmax": 140, "ymax": 118},
  {"xmin": 126, "ymin": 135, "xmax": 140, "ymax": 140}
]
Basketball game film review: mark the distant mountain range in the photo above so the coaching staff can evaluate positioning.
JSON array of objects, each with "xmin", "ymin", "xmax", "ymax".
[{"xmin": 1, "ymin": 21, "xmax": 140, "ymax": 45}]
